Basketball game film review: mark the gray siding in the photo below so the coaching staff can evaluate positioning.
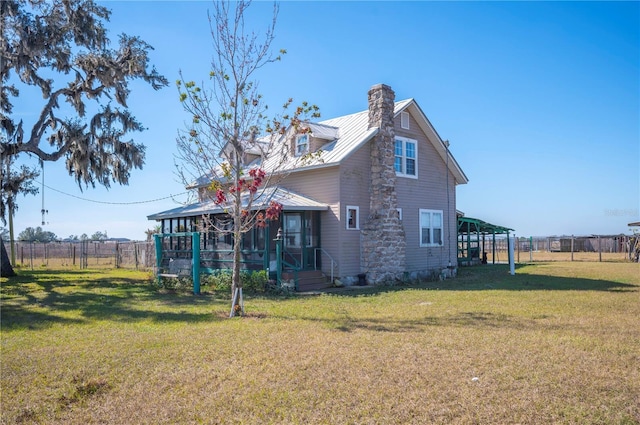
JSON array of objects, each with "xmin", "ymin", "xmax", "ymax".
[
  {"xmin": 394, "ymin": 112, "xmax": 457, "ymax": 272},
  {"xmin": 279, "ymin": 168, "xmax": 341, "ymax": 276},
  {"xmin": 338, "ymin": 144, "xmax": 372, "ymax": 277},
  {"xmin": 279, "ymin": 109, "xmax": 459, "ymax": 278}
]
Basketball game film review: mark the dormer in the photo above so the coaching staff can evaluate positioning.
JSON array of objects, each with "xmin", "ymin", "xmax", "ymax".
[
  {"xmin": 220, "ymin": 138, "xmax": 267, "ymax": 167},
  {"xmin": 290, "ymin": 123, "xmax": 338, "ymax": 157}
]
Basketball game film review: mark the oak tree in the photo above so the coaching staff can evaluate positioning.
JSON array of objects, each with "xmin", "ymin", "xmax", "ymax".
[{"xmin": 0, "ymin": 0, "xmax": 168, "ymax": 274}]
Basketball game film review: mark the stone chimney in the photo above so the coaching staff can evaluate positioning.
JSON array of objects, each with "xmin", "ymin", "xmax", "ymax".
[{"xmin": 360, "ymin": 84, "xmax": 406, "ymax": 284}]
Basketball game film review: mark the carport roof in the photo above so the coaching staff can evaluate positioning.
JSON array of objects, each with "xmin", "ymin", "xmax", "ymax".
[{"xmin": 458, "ymin": 216, "xmax": 513, "ymax": 235}]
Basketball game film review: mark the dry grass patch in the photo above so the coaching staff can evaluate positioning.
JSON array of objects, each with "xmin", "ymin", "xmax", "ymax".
[{"xmin": 2, "ymin": 263, "xmax": 639, "ymax": 424}]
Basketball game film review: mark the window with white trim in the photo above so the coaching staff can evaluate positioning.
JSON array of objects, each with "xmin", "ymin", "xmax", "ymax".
[
  {"xmin": 401, "ymin": 112, "xmax": 410, "ymax": 129},
  {"xmin": 394, "ymin": 136, "xmax": 417, "ymax": 178},
  {"xmin": 346, "ymin": 206, "xmax": 359, "ymax": 230},
  {"xmin": 420, "ymin": 209, "xmax": 443, "ymax": 246},
  {"xmin": 295, "ymin": 134, "xmax": 309, "ymax": 156}
]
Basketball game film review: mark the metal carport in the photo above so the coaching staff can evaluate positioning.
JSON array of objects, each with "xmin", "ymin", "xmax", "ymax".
[{"xmin": 458, "ymin": 216, "xmax": 513, "ymax": 266}]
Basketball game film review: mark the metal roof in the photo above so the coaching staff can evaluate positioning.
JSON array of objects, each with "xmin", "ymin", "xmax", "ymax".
[
  {"xmin": 240, "ymin": 98, "xmax": 468, "ymax": 185},
  {"xmin": 458, "ymin": 216, "xmax": 513, "ymax": 235},
  {"xmin": 147, "ymin": 187, "xmax": 328, "ymax": 221}
]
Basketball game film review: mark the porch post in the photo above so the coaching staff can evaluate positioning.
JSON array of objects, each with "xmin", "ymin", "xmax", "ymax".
[
  {"xmin": 274, "ymin": 227, "xmax": 283, "ymax": 285},
  {"xmin": 192, "ymin": 232, "xmax": 201, "ymax": 295},
  {"xmin": 154, "ymin": 234, "xmax": 162, "ymax": 284},
  {"xmin": 263, "ymin": 225, "xmax": 270, "ymax": 271}
]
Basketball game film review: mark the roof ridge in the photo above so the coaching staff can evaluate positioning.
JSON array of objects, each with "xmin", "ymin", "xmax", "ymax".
[{"xmin": 319, "ymin": 98, "xmax": 415, "ymax": 125}]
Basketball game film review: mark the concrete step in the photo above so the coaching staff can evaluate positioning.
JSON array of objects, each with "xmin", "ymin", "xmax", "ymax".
[{"xmin": 282, "ymin": 270, "xmax": 332, "ymax": 291}]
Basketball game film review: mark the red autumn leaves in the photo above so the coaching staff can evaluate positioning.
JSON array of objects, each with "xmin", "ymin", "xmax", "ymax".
[{"xmin": 213, "ymin": 167, "xmax": 282, "ymax": 228}]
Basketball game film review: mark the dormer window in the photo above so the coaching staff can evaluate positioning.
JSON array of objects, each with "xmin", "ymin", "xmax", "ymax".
[{"xmin": 295, "ymin": 134, "xmax": 309, "ymax": 156}]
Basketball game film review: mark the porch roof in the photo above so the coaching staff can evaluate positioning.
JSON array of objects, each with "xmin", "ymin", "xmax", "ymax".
[{"xmin": 147, "ymin": 187, "xmax": 328, "ymax": 221}]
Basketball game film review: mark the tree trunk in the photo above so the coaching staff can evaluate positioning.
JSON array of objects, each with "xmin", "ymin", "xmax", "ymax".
[
  {"xmin": 230, "ymin": 228, "xmax": 243, "ymax": 316},
  {"xmin": 1, "ymin": 238, "xmax": 17, "ymax": 277},
  {"xmin": 230, "ymin": 158, "xmax": 244, "ymax": 316}
]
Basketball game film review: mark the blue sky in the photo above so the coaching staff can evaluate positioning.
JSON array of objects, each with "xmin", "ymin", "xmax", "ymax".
[{"xmin": 9, "ymin": 1, "xmax": 639, "ymax": 240}]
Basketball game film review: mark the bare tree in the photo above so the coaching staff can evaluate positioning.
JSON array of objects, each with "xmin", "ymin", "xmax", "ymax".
[{"xmin": 175, "ymin": 0, "xmax": 318, "ymax": 316}]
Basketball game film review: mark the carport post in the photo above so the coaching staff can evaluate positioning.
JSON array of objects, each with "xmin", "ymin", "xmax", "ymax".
[
  {"xmin": 508, "ymin": 233, "xmax": 515, "ymax": 275},
  {"xmin": 492, "ymin": 232, "xmax": 496, "ymax": 265}
]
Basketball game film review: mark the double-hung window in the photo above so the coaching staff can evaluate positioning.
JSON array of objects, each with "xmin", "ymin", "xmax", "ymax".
[
  {"xmin": 394, "ymin": 136, "xmax": 417, "ymax": 178},
  {"xmin": 295, "ymin": 134, "xmax": 309, "ymax": 156},
  {"xmin": 420, "ymin": 209, "xmax": 443, "ymax": 246}
]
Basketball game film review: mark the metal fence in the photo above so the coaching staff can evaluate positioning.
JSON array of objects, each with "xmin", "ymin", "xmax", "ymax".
[
  {"xmin": 462, "ymin": 235, "xmax": 636, "ymax": 264},
  {"xmin": 6, "ymin": 234, "xmax": 638, "ymax": 272},
  {"xmin": 8, "ymin": 240, "xmax": 155, "ymax": 270}
]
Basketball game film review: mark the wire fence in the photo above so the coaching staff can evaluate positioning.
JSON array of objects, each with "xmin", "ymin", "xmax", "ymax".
[
  {"xmin": 7, "ymin": 240, "xmax": 155, "ymax": 270},
  {"xmin": 5, "ymin": 234, "xmax": 639, "ymax": 273},
  {"xmin": 462, "ymin": 235, "xmax": 638, "ymax": 264}
]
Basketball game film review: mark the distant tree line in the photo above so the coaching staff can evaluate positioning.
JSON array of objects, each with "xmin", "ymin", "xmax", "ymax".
[{"xmin": 0, "ymin": 227, "xmax": 109, "ymax": 242}]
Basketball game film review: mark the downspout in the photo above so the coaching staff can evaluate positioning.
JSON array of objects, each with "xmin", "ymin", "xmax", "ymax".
[{"xmin": 445, "ymin": 140, "xmax": 451, "ymax": 267}]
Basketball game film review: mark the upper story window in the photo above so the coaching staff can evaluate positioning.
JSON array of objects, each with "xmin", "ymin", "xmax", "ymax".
[
  {"xmin": 401, "ymin": 112, "xmax": 410, "ymax": 129},
  {"xmin": 295, "ymin": 134, "xmax": 309, "ymax": 156},
  {"xmin": 420, "ymin": 209, "xmax": 443, "ymax": 247},
  {"xmin": 394, "ymin": 136, "xmax": 417, "ymax": 178}
]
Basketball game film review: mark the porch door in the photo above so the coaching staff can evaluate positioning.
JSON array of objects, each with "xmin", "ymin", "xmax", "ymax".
[
  {"xmin": 283, "ymin": 212, "xmax": 319, "ymax": 270},
  {"xmin": 284, "ymin": 213, "xmax": 303, "ymax": 269}
]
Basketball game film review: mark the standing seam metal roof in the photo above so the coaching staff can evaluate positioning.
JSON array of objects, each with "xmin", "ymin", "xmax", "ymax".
[{"xmin": 147, "ymin": 186, "xmax": 328, "ymax": 221}]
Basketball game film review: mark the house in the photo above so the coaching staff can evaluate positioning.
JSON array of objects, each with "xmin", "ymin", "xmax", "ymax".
[{"xmin": 148, "ymin": 84, "xmax": 468, "ymax": 289}]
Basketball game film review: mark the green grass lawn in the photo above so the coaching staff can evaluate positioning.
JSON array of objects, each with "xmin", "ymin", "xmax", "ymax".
[{"xmin": 1, "ymin": 263, "xmax": 639, "ymax": 424}]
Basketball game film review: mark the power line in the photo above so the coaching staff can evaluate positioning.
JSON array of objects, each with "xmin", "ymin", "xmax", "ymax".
[{"xmin": 39, "ymin": 182, "xmax": 189, "ymax": 205}]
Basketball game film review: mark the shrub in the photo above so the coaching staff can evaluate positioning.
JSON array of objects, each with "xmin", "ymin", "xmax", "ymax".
[
  {"xmin": 201, "ymin": 270, "xmax": 232, "ymax": 293},
  {"xmin": 241, "ymin": 270, "xmax": 268, "ymax": 293},
  {"xmin": 200, "ymin": 269, "xmax": 267, "ymax": 294},
  {"xmin": 154, "ymin": 275, "xmax": 193, "ymax": 292}
]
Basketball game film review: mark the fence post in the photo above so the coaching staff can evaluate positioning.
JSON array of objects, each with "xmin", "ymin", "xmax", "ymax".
[
  {"xmin": 598, "ymin": 236, "xmax": 602, "ymax": 262},
  {"xmin": 192, "ymin": 232, "xmax": 201, "ymax": 295},
  {"xmin": 571, "ymin": 236, "xmax": 574, "ymax": 261},
  {"xmin": 115, "ymin": 242, "xmax": 119, "ymax": 268}
]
